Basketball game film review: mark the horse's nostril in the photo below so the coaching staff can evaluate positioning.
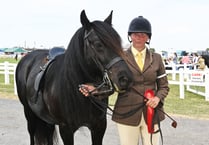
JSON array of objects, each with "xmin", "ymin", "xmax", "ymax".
[{"xmin": 119, "ymin": 76, "xmax": 129, "ymax": 89}]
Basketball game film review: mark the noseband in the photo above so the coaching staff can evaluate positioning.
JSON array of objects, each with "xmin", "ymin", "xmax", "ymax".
[
  {"xmin": 84, "ymin": 29, "xmax": 124, "ymax": 95},
  {"xmin": 89, "ymin": 57, "xmax": 124, "ymax": 95}
]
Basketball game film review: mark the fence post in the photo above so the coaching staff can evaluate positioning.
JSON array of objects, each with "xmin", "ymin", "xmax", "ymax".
[
  {"xmin": 205, "ymin": 71, "xmax": 209, "ymax": 101},
  {"xmin": 172, "ymin": 63, "xmax": 176, "ymax": 80},
  {"xmin": 13, "ymin": 64, "xmax": 17, "ymax": 95},
  {"xmin": 4, "ymin": 61, "xmax": 10, "ymax": 84},
  {"xmin": 179, "ymin": 69, "xmax": 185, "ymax": 99},
  {"xmin": 186, "ymin": 70, "xmax": 190, "ymax": 90},
  {"xmin": 184, "ymin": 63, "xmax": 187, "ymax": 70}
]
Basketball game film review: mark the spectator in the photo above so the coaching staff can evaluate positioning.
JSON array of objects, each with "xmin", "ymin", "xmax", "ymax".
[
  {"xmin": 172, "ymin": 52, "xmax": 178, "ymax": 64},
  {"xmin": 198, "ymin": 56, "xmax": 205, "ymax": 70},
  {"xmin": 181, "ymin": 52, "xmax": 191, "ymax": 64}
]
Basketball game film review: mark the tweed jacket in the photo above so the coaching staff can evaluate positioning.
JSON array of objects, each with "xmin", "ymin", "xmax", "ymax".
[{"xmin": 112, "ymin": 48, "xmax": 169, "ymax": 126}]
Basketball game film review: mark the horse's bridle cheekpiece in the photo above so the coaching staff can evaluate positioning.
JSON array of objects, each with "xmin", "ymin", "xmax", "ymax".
[{"xmin": 83, "ymin": 29, "xmax": 125, "ymax": 95}]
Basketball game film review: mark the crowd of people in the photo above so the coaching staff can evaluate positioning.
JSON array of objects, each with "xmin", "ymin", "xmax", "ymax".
[{"xmin": 163, "ymin": 52, "xmax": 207, "ymax": 70}]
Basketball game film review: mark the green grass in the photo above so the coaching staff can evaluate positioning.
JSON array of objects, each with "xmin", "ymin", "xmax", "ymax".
[
  {"xmin": 0, "ymin": 57, "xmax": 19, "ymax": 63},
  {"xmin": 0, "ymin": 75, "xmax": 15, "ymax": 93},
  {"xmin": 164, "ymin": 85, "xmax": 209, "ymax": 119},
  {"xmin": 0, "ymin": 57, "xmax": 18, "ymax": 99},
  {"xmin": 1, "ymin": 57, "xmax": 209, "ymax": 119},
  {"xmin": 0, "ymin": 74, "xmax": 16, "ymax": 99}
]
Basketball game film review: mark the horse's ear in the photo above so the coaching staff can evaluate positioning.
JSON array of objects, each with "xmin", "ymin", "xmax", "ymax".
[
  {"xmin": 80, "ymin": 10, "xmax": 91, "ymax": 30},
  {"xmin": 104, "ymin": 10, "xmax": 113, "ymax": 25}
]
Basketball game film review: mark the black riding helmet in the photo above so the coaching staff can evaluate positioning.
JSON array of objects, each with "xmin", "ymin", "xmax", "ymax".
[{"xmin": 128, "ymin": 16, "xmax": 152, "ymax": 39}]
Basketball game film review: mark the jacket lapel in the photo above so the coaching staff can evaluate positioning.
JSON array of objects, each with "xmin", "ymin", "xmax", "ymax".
[
  {"xmin": 143, "ymin": 49, "xmax": 153, "ymax": 72},
  {"xmin": 125, "ymin": 48, "xmax": 153, "ymax": 73},
  {"xmin": 125, "ymin": 49, "xmax": 141, "ymax": 73}
]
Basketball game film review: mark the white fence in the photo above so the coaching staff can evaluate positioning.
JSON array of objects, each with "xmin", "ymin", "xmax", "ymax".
[
  {"xmin": 0, "ymin": 62, "xmax": 209, "ymax": 101},
  {"xmin": 166, "ymin": 64, "xmax": 209, "ymax": 101},
  {"xmin": 0, "ymin": 62, "xmax": 17, "ymax": 94}
]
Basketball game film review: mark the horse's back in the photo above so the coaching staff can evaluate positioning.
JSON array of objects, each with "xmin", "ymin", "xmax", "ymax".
[{"xmin": 16, "ymin": 49, "xmax": 49, "ymax": 103}]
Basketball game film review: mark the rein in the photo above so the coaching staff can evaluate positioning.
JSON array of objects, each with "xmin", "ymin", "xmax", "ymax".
[
  {"xmin": 90, "ymin": 86, "xmax": 177, "ymax": 127},
  {"xmin": 88, "ymin": 70, "xmax": 113, "ymax": 95},
  {"xmin": 88, "ymin": 91, "xmax": 177, "ymax": 145}
]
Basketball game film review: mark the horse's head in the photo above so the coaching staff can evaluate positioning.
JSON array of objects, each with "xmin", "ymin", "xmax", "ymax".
[{"xmin": 80, "ymin": 10, "xmax": 133, "ymax": 93}]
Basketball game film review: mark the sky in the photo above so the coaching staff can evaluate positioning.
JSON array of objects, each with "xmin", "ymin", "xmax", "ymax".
[{"xmin": 1, "ymin": 0, "xmax": 209, "ymax": 52}]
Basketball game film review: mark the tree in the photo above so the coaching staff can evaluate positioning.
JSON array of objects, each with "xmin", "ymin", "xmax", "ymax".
[{"xmin": 150, "ymin": 48, "xmax": 155, "ymax": 52}]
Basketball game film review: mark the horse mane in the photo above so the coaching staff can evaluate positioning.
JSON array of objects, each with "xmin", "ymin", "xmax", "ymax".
[
  {"xmin": 61, "ymin": 22, "xmax": 123, "ymax": 123},
  {"xmin": 61, "ymin": 20, "xmax": 124, "ymax": 121},
  {"xmin": 91, "ymin": 21, "xmax": 124, "ymax": 57}
]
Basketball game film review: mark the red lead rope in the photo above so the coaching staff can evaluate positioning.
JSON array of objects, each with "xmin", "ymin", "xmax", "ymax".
[{"xmin": 144, "ymin": 89, "xmax": 155, "ymax": 133}]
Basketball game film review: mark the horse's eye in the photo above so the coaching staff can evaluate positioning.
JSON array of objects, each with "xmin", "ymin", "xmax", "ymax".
[{"xmin": 95, "ymin": 42, "xmax": 104, "ymax": 51}]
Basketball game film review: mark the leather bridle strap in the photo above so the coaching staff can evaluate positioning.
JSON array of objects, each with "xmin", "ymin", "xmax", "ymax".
[
  {"xmin": 88, "ymin": 57, "xmax": 124, "ymax": 95},
  {"xmin": 88, "ymin": 70, "xmax": 113, "ymax": 95},
  {"xmin": 105, "ymin": 57, "xmax": 123, "ymax": 69}
]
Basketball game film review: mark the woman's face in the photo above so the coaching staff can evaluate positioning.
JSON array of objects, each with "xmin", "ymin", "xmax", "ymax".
[{"xmin": 130, "ymin": 33, "xmax": 149, "ymax": 49}]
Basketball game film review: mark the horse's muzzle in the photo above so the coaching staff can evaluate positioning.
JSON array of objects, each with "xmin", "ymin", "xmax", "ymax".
[{"xmin": 115, "ymin": 72, "xmax": 133, "ymax": 92}]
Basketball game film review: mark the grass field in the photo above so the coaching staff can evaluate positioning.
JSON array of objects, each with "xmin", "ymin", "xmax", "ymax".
[
  {"xmin": 1, "ymin": 57, "xmax": 209, "ymax": 119},
  {"xmin": 0, "ymin": 57, "xmax": 18, "ymax": 99},
  {"xmin": 0, "ymin": 57, "xmax": 20, "ymax": 63}
]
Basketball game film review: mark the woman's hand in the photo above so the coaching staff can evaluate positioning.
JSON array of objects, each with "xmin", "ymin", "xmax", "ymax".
[
  {"xmin": 79, "ymin": 84, "xmax": 96, "ymax": 97},
  {"xmin": 146, "ymin": 96, "xmax": 160, "ymax": 108}
]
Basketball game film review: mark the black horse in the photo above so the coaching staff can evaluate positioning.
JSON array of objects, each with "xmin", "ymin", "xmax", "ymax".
[{"xmin": 15, "ymin": 10, "xmax": 133, "ymax": 145}]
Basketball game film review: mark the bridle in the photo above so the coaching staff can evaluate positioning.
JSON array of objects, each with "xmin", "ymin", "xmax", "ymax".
[
  {"xmin": 83, "ymin": 29, "xmax": 145, "ymax": 118},
  {"xmin": 83, "ymin": 29, "xmax": 125, "ymax": 95},
  {"xmin": 83, "ymin": 29, "xmax": 145, "ymax": 115},
  {"xmin": 89, "ymin": 57, "xmax": 126, "ymax": 95}
]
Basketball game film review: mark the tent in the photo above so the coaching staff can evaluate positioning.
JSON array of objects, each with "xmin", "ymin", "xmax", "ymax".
[
  {"xmin": 3, "ymin": 47, "xmax": 27, "ymax": 53},
  {"xmin": 0, "ymin": 49, "xmax": 4, "ymax": 55}
]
